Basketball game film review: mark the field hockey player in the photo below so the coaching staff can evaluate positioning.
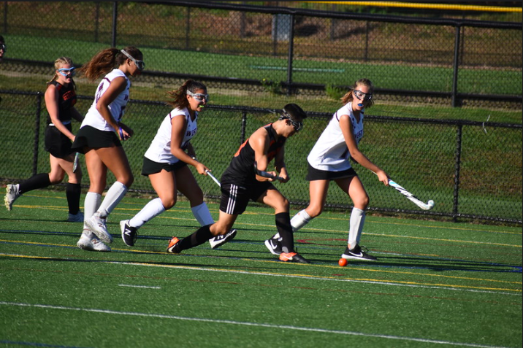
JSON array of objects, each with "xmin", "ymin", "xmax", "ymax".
[
  {"xmin": 266, "ymin": 78, "xmax": 389, "ymax": 262},
  {"xmin": 167, "ymin": 104, "xmax": 309, "ymax": 263},
  {"xmin": 119, "ymin": 80, "xmax": 236, "ymax": 248}
]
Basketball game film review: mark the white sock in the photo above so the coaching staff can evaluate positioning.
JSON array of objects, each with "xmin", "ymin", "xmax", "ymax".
[
  {"xmin": 129, "ymin": 198, "xmax": 165, "ymax": 229},
  {"xmin": 273, "ymin": 209, "xmax": 312, "ymax": 239},
  {"xmin": 191, "ymin": 202, "xmax": 214, "ymax": 226},
  {"xmin": 97, "ymin": 181, "xmax": 128, "ymax": 218},
  {"xmin": 290, "ymin": 209, "xmax": 312, "ymax": 232},
  {"xmin": 83, "ymin": 192, "xmax": 101, "ymax": 230},
  {"xmin": 348, "ymin": 208, "xmax": 365, "ymax": 249}
]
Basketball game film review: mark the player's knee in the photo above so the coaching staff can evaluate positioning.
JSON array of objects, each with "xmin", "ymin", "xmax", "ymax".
[
  {"xmin": 49, "ymin": 174, "xmax": 63, "ymax": 184},
  {"xmin": 307, "ymin": 206, "xmax": 323, "ymax": 218},
  {"xmin": 354, "ymin": 195, "xmax": 369, "ymax": 209},
  {"xmin": 162, "ymin": 197, "xmax": 176, "ymax": 209}
]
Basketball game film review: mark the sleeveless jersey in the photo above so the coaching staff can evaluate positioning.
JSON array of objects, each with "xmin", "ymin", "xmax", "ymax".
[
  {"xmin": 46, "ymin": 80, "xmax": 77, "ymax": 125},
  {"xmin": 144, "ymin": 107, "xmax": 198, "ymax": 164},
  {"xmin": 80, "ymin": 69, "xmax": 130, "ymax": 132},
  {"xmin": 221, "ymin": 123, "xmax": 286, "ymax": 186},
  {"xmin": 307, "ymin": 102, "xmax": 364, "ymax": 172}
]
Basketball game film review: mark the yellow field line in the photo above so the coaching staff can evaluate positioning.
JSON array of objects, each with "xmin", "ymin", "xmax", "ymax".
[
  {"xmin": 0, "ymin": 244, "xmax": 520, "ymax": 286},
  {"xmin": 307, "ymin": 1, "xmax": 522, "ymax": 13},
  {"xmin": 1, "ymin": 252, "xmax": 519, "ymax": 293}
]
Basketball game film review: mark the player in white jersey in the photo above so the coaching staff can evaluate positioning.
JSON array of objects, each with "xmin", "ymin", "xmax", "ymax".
[
  {"xmin": 71, "ymin": 46, "xmax": 144, "ymax": 252},
  {"xmin": 265, "ymin": 78, "xmax": 389, "ymax": 261},
  {"xmin": 119, "ymin": 80, "xmax": 236, "ymax": 248}
]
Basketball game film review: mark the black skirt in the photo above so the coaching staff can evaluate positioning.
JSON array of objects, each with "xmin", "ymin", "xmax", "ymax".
[
  {"xmin": 141, "ymin": 157, "xmax": 187, "ymax": 176},
  {"xmin": 44, "ymin": 123, "xmax": 74, "ymax": 159},
  {"xmin": 71, "ymin": 126, "xmax": 122, "ymax": 154},
  {"xmin": 305, "ymin": 163, "xmax": 357, "ymax": 181}
]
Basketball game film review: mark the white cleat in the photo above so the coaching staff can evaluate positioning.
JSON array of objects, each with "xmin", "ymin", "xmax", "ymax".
[
  {"xmin": 5, "ymin": 184, "xmax": 21, "ymax": 211},
  {"xmin": 77, "ymin": 230, "xmax": 111, "ymax": 252},
  {"xmin": 85, "ymin": 212, "xmax": 113, "ymax": 244}
]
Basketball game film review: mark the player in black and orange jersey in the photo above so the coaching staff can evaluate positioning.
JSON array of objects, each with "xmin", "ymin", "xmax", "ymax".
[
  {"xmin": 5, "ymin": 57, "xmax": 84, "ymax": 222},
  {"xmin": 167, "ymin": 103, "xmax": 309, "ymax": 263}
]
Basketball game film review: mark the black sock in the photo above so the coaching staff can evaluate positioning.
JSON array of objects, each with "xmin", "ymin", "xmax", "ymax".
[
  {"xmin": 19, "ymin": 173, "xmax": 51, "ymax": 194},
  {"xmin": 66, "ymin": 183, "xmax": 82, "ymax": 214},
  {"xmin": 176, "ymin": 225, "xmax": 213, "ymax": 252},
  {"xmin": 275, "ymin": 212, "xmax": 294, "ymax": 253}
]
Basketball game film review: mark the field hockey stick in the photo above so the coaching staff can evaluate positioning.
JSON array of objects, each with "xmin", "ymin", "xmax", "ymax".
[
  {"xmin": 253, "ymin": 162, "xmax": 284, "ymax": 181},
  {"xmin": 205, "ymin": 170, "xmax": 221, "ymax": 187},
  {"xmin": 371, "ymin": 171, "xmax": 434, "ymax": 210},
  {"xmin": 73, "ymin": 152, "xmax": 79, "ymax": 173}
]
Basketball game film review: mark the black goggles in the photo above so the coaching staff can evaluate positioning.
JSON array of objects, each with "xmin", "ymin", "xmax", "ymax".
[{"xmin": 279, "ymin": 111, "xmax": 303, "ymax": 132}]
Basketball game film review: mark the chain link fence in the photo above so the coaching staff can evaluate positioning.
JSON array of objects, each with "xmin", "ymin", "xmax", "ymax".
[
  {"xmin": 0, "ymin": 1, "xmax": 521, "ymax": 109},
  {"xmin": 0, "ymin": 90, "xmax": 521, "ymax": 223}
]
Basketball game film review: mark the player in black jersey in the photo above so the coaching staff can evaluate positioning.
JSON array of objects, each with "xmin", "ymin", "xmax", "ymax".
[
  {"xmin": 167, "ymin": 103, "xmax": 309, "ymax": 263},
  {"xmin": 5, "ymin": 57, "xmax": 84, "ymax": 222}
]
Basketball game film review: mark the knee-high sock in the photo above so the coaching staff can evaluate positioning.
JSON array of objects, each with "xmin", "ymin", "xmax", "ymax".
[
  {"xmin": 66, "ymin": 183, "xmax": 82, "ymax": 214},
  {"xmin": 275, "ymin": 212, "xmax": 294, "ymax": 253},
  {"xmin": 348, "ymin": 208, "xmax": 365, "ymax": 249},
  {"xmin": 18, "ymin": 173, "xmax": 50, "ymax": 194},
  {"xmin": 191, "ymin": 202, "xmax": 214, "ymax": 226},
  {"xmin": 273, "ymin": 209, "xmax": 311, "ymax": 239},
  {"xmin": 175, "ymin": 225, "xmax": 213, "ymax": 252},
  {"xmin": 97, "ymin": 181, "xmax": 128, "ymax": 218},
  {"xmin": 129, "ymin": 198, "xmax": 165, "ymax": 228},
  {"xmin": 83, "ymin": 192, "xmax": 101, "ymax": 231}
]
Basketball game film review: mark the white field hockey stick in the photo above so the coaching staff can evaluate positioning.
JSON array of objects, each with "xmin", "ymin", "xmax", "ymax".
[
  {"xmin": 370, "ymin": 170, "xmax": 434, "ymax": 210},
  {"xmin": 205, "ymin": 170, "xmax": 221, "ymax": 187},
  {"xmin": 254, "ymin": 162, "xmax": 284, "ymax": 181},
  {"xmin": 388, "ymin": 179, "xmax": 435, "ymax": 210},
  {"xmin": 73, "ymin": 152, "xmax": 79, "ymax": 173}
]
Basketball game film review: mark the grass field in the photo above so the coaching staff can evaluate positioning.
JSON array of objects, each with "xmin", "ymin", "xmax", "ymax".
[{"xmin": 0, "ymin": 190, "xmax": 521, "ymax": 348}]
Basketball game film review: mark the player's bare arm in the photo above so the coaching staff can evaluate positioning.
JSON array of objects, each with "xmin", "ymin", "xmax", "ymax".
[
  {"xmin": 250, "ymin": 127, "xmax": 277, "ymax": 182},
  {"xmin": 45, "ymin": 84, "xmax": 76, "ymax": 141},
  {"xmin": 96, "ymin": 76, "xmax": 129, "ymax": 131},
  {"xmin": 170, "ymin": 115, "xmax": 208, "ymax": 175},
  {"xmin": 339, "ymin": 114, "xmax": 388, "ymax": 185}
]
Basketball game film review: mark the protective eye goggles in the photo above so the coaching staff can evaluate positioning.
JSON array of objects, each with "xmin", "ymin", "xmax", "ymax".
[
  {"xmin": 0, "ymin": 43, "xmax": 5, "ymax": 52},
  {"xmin": 121, "ymin": 49, "xmax": 145, "ymax": 71},
  {"xmin": 279, "ymin": 110, "xmax": 303, "ymax": 132},
  {"xmin": 187, "ymin": 91, "xmax": 209, "ymax": 102},
  {"xmin": 353, "ymin": 89, "xmax": 372, "ymax": 101},
  {"xmin": 58, "ymin": 67, "xmax": 75, "ymax": 77}
]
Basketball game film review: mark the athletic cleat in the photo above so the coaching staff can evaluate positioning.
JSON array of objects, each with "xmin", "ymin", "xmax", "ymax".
[
  {"xmin": 4, "ymin": 184, "xmax": 21, "ymax": 211},
  {"xmin": 209, "ymin": 229, "xmax": 237, "ymax": 249},
  {"xmin": 166, "ymin": 237, "xmax": 181, "ymax": 253},
  {"xmin": 264, "ymin": 237, "xmax": 283, "ymax": 255},
  {"xmin": 279, "ymin": 252, "xmax": 310, "ymax": 264},
  {"xmin": 68, "ymin": 211, "xmax": 84, "ymax": 222},
  {"xmin": 77, "ymin": 230, "xmax": 111, "ymax": 252},
  {"xmin": 341, "ymin": 245, "xmax": 377, "ymax": 261},
  {"xmin": 85, "ymin": 212, "xmax": 113, "ymax": 244},
  {"xmin": 120, "ymin": 220, "xmax": 138, "ymax": 247}
]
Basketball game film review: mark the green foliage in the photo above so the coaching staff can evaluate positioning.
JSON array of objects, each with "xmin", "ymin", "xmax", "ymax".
[
  {"xmin": 260, "ymin": 78, "xmax": 283, "ymax": 95},
  {"xmin": 324, "ymin": 83, "xmax": 345, "ymax": 101}
]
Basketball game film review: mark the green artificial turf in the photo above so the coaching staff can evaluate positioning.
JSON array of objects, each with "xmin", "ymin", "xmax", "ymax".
[{"xmin": 0, "ymin": 190, "xmax": 521, "ymax": 348}]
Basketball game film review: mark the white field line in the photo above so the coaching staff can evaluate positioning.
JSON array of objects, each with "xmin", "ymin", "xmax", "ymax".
[
  {"xmin": 0, "ymin": 301, "xmax": 514, "ymax": 348},
  {"xmin": 118, "ymin": 284, "xmax": 161, "ymax": 290}
]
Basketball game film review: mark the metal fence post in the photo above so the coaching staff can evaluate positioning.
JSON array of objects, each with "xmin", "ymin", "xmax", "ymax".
[
  {"xmin": 452, "ymin": 123, "xmax": 463, "ymax": 222},
  {"xmin": 286, "ymin": 14, "xmax": 295, "ymax": 96},
  {"xmin": 451, "ymin": 25, "xmax": 461, "ymax": 107},
  {"xmin": 32, "ymin": 93, "xmax": 43, "ymax": 176},
  {"xmin": 111, "ymin": 1, "xmax": 117, "ymax": 48},
  {"xmin": 3, "ymin": 1, "xmax": 7, "ymax": 34}
]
